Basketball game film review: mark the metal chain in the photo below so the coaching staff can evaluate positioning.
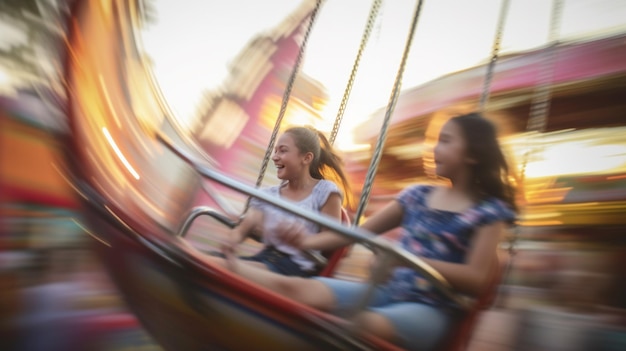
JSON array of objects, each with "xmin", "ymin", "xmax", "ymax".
[
  {"xmin": 254, "ymin": 0, "xmax": 323, "ymax": 189},
  {"xmin": 353, "ymin": 0, "xmax": 424, "ymax": 225},
  {"xmin": 518, "ymin": 0, "xmax": 563, "ymax": 210},
  {"xmin": 498, "ymin": 0, "xmax": 563, "ymax": 307},
  {"xmin": 525, "ymin": 0, "xmax": 563, "ymax": 135},
  {"xmin": 479, "ymin": 0, "xmax": 511, "ymax": 111},
  {"xmin": 513, "ymin": 0, "xmax": 562, "ymax": 244},
  {"xmin": 329, "ymin": 0, "xmax": 383, "ymax": 146}
]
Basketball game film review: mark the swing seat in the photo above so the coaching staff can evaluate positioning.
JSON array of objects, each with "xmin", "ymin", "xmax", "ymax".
[
  {"xmin": 76, "ymin": 179, "xmax": 401, "ymax": 350},
  {"xmin": 177, "ymin": 205, "xmax": 352, "ymax": 277}
]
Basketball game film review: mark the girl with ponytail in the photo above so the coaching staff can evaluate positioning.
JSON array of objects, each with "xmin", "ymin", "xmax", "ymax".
[{"xmin": 224, "ymin": 126, "xmax": 352, "ymax": 277}]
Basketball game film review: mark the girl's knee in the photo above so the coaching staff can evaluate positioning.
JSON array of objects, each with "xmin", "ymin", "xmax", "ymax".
[
  {"xmin": 354, "ymin": 311, "xmax": 398, "ymax": 343},
  {"xmin": 273, "ymin": 275, "xmax": 302, "ymax": 294}
]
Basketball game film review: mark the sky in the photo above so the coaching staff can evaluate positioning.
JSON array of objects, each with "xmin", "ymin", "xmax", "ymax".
[{"xmin": 140, "ymin": 0, "xmax": 626, "ymax": 149}]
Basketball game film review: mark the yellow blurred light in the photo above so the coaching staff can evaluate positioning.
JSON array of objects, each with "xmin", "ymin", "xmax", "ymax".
[
  {"xmin": 520, "ymin": 220, "xmax": 563, "ymax": 226},
  {"xmin": 338, "ymin": 142, "xmax": 371, "ymax": 153},
  {"xmin": 607, "ymin": 174, "xmax": 626, "ymax": 180},
  {"xmin": 524, "ymin": 211, "xmax": 563, "ymax": 220},
  {"xmin": 102, "ymin": 127, "xmax": 140, "ymax": 180},
  {"xmin": 524, "ymin": 142, "xmax": 626, "ymax": 178},
  {"xmin": 0, "ymin": 68, "xmax": 10, "ymax": 86},
  {"xmin": 99, "ymin": 0, "xmax": 112, "ymax": 22},
  {"xmin": 99, "ymin": 75, "xmax": 122, "ymax": 128}
]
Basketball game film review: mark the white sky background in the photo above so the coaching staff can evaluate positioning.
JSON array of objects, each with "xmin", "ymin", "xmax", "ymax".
[{"xmin": 140, "ymin": 0, "xmax": 626, "ymax": 149}]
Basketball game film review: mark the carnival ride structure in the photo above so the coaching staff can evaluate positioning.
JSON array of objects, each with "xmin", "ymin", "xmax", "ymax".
[{"xmin": 59, "ymin": 0, "xmax": 626, "ymax": 350}]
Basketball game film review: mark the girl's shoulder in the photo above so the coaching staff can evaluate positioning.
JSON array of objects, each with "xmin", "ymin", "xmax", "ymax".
[
  {"xmin": 315, "ymin": 179, "xmax": 341, "ymax": 193},
  {"xmin": 396, "ymin": 184, "xmax": 435, "ymax": 207},
  {"xmin": 474, "ymin": 196, "xmax": 517, "ymax": 226},
  {"xmin": 398, "ymin": 183, "xmax": 436, "ymax": 198},
  {"xmin": 313, "ymin": 179, "xmax": 343, "ymax": 203}
]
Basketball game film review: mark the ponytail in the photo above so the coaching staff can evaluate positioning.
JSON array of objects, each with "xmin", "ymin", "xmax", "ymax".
[{"xmin": 313, "ymin": 129, "xmax": 353, "ymax": 208}]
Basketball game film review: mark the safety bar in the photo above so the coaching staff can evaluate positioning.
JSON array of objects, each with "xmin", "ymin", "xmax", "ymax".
[
  {"xmin": 177, "ymin": 206, "xmax": 238, "ymax": 236},
  {"xmin": 177, "ymin": 205, "xmax": 329, "ymax": 269}
]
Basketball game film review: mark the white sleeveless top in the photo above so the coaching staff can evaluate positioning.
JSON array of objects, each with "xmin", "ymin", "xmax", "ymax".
[{"xmin": 249, "ymin": 179, "xmax": 342, "ymax": 271}]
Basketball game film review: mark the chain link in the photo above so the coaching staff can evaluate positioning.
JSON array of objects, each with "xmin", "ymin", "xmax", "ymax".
[
  {"xmin": 479, "ymin": 0, "xmax": 511, "ymax": 111},
  {"xmin": 525, "ymin": 0, "xmax": 563, "ymax": 135},
  {"xmin": 329, "ymin": 0, "xmax": 383, "ymax": 146},
  {"xmin": 254, "ymin": 0, "xmax": 323, "ymax": 189},
  {"xmin": 508, "ymin": 0, "xmax": 563, "ymax": 282},
  {"xmin": 520, "ymin": 0, "xmax": 563, "ymax": 192}
]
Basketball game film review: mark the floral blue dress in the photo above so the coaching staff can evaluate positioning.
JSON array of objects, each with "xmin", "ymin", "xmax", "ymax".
[{"xmin": 386, "ymin": 184, "xmax": 516, "ymax": 308}]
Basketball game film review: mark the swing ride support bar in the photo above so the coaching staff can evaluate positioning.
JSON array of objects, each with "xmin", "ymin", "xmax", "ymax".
[
  {"xmin": 157, "ymin": 132, "xmax": 472, "ymax": 310},
  {"xmin": 176, "ymin": 205, "xmax": 330, "ymax": 267}
]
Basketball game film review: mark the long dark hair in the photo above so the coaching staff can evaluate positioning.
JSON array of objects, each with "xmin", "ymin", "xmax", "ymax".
[
  {"xmin": 284, "ymin": 126, "xmax": 353, "ymax": 208},
  {"xmin": 450, "ymin": 113, "xmax": 518, "ymax": 213}
]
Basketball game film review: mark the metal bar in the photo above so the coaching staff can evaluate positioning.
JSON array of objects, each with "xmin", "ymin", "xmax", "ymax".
[{"xmin": 177, "ymin": 206, "xmax": 237, "ymax": 237}]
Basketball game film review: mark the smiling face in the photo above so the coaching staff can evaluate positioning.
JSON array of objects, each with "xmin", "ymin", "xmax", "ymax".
[
  {"xmin": 433, "ymin": 119, "xmax": 472, "ymax": 179},
  {"xmin": 272, "ymin": 133, "xmax": 312, "ymax": 180}
]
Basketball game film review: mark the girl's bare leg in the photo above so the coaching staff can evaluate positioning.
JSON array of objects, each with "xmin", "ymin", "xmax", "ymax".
[
  {"xmin": 354, "ymin": 311, "xmax": 398, "ymax": 344},
  {"xmin": 205, "ymin": 255, "xmax": 401, "ymax": 346},
  {"xmin": 206, "ymin": 254, "xmax": 336, "ymax": 311}
]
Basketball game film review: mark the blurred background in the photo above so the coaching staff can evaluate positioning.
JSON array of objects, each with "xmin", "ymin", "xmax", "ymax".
[{"xmin": 1, "ymin": 0, "xmax": 625, "ymax": 350}]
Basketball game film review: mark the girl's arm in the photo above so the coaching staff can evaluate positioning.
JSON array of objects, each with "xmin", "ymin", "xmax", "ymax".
[
  {"xmin": 359, "ymin": 200, "xmax": 404, "ymax": 234},
  {"xmin": 299, "ymin": 200, "xmax": 404, "ymax": 251},
  {"xmin": 227, "ymin": 208, "xmax": 263, "ymax": 244},
  {"xmin": 421, "ymin": 221, "xmax": 505, "ymax": 297}
]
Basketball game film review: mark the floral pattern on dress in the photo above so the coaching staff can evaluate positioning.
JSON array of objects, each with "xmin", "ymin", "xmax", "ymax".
[{"xmin": 384, "ymin": 185, "xmax": 516, "ymax": 308}]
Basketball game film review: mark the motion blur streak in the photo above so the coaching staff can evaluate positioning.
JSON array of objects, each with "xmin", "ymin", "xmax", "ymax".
[{"xmin": 1, "ymin": 0, "xmax": 625, "ymax": 351}]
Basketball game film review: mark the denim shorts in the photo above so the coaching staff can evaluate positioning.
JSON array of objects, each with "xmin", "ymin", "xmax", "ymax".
[
  {"xmin": 314, "ymin": 277, "xmax": 457, "ymax": 351},
  {"xmin": 241, "ymin": 246, "xmax": 315, "ymax": 277}
]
